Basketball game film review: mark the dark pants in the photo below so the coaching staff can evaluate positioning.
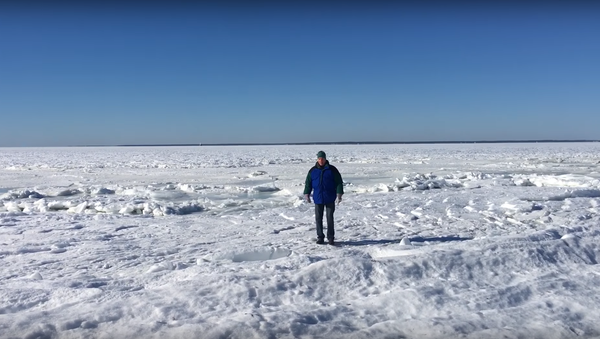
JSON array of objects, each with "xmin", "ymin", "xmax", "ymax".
[{"xmin": 315, "ymin": 203, "xmax": 335, "ymax": 240}]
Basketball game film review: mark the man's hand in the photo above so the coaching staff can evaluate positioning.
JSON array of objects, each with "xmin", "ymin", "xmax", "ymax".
[
  {"xmin": 305, "ymin": 194, "xmax": 311, "ymax": 203},
  {"xmin": 336, "ymin": 194, "xmax": 343, "ymax": 205}
]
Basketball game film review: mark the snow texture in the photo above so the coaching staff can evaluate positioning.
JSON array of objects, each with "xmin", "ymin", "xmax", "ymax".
[{"xmin": 1, "ymin": 143, "xmax": 600, "ymax": 338}]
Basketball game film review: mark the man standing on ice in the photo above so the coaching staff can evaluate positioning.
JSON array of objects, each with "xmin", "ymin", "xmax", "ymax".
[{"xmin": 304, "ymin": 151, "xmax": 344, "ymax": 245}]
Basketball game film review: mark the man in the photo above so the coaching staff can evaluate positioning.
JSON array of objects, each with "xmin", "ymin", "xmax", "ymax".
[{"xmin": 304, "ymin": 151, "xmax": 344, "ymax": 245}]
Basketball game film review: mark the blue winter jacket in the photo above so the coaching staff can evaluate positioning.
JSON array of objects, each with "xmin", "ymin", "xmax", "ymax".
[{"xmin": 303, "ymin": 161, "xmax": 344, "ymax": 204}]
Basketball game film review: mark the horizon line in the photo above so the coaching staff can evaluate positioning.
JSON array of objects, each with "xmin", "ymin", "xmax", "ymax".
[{"xmin": 2, "ymin": 139, "xmax": 599, "ymax": 148}]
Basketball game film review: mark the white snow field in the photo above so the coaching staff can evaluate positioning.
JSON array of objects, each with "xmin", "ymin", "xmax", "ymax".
[{"xmin": 1, "ymin": 143, "xmax": 600, "ymax": 339}]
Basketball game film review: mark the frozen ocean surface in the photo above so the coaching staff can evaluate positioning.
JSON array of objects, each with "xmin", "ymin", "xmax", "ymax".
[{"xmin": 1, "ymin": 143, "xmax": 600, "ymax": 338}]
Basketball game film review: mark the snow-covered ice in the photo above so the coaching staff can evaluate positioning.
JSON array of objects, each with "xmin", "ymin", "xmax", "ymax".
[{"xmin": 1, "ymin": 143, "xmax": 600, "ymax": 338}]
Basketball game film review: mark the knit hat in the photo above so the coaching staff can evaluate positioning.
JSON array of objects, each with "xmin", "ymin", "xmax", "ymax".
[{"xmin": 317, "ymin": 151, "xmax": 326, "ymax": 159}]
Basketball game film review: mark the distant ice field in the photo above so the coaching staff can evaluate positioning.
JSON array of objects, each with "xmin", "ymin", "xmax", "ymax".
[
  {"xmin": 1, "ymin": 143, "xmax": 600, "ymax": 339},
  {"xmin": 1, "ymin": 143, "xmax": 599, "ymax": 217}
]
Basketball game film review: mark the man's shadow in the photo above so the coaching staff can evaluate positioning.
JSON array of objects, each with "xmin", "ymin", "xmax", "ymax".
[{"xmin": 337, "ymin": 235, "xmax": 472, "ymax": 247}]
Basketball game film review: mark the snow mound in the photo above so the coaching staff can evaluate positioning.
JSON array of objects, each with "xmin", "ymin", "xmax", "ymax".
[
  {"xmin": 400, "ymin": 237, "xmax": 412, "ymax": 246},
  {"xmin": 526, "ymin": 174, "xmax": 595, "ymax": 188},
  {"xmin": 177, "ymin": 183, "xmax": 210, "ymax": 192},
  {"xmin": 370, "ymin": 247, "xmax": 419, "ymax": 259},
  {"xmin": 501, "ymin": 200, "xmax": 543, "ymax": 213},
  {"xmin": 355, "ymin": 175, "xmax": 464, "ymax": 194},
  {"xmin": 514, "ymin": 178, "xmax": 535, "ymax": 186},
  {"xmin": 45, "ymin": 200, "xmax": 71, "ymax": 211},
  {"xmin": 391, "ymin": 174, "xmax": 464, "ymax": 192},
  {"xmin": 9, "ymin": 199, "xmax": 206, "ymax": 216},
  {"xmin": 146, "ymin": 261, "xmax": 188, "ymax": 273},
  {"xmin": 251, "ymin": 185, "xmax": 280, "ymax": 193},
  {"xmin": 1, "ymin": 190, "xmax": 44, "ymax": 200},
  {"xmin": 561, "ymin": 233, "xmax": 578, "ymax": 240},
  {"xmin": 547, "ymin": 189, "xmax": 600, "ymax": 201},
  {"xmin": 217, "ymin": 247, "xmax": 292, "ymax": 262},
  {"xmin": 248, "ymin": 170, "xmax": 268, "ymax": 177},
  {"xmin": 91, "ymin": 187, "xmax": 115, "ymax": 195},
  {"xmin": 28, "ymin": 272, "xmax": 43, "ymax": 280},
  {"xmin": 55, "ymin": 189, "xmax": 81, "ymax": 197}
]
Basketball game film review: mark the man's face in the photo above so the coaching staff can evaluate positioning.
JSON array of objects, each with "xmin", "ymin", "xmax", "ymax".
[{"xmin": 317, "ymin": 157, "xmax": 326, "ymax": 166}]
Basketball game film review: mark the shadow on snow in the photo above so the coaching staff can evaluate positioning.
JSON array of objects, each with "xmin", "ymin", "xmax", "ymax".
[
  {"xmin": 338, "ymin": 236, "xmax": 472, "ymax": 247},
  {"xmin": 409, "ymin": 235, "xmax": 473, "ymax": 243}
]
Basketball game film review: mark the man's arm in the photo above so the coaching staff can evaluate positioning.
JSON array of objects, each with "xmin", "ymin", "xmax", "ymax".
[
  {"xmin": 303, "ymin": 171, "xmax": 312, "ymax": 195},
  {"xmin": 332, "ymin": 167, "xmax": 344, "ymax": 195}
]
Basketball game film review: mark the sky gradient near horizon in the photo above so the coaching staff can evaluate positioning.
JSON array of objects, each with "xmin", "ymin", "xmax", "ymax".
[{"xmin": 1, "ymin": 3, "xmax": 599, "ymax": 146}]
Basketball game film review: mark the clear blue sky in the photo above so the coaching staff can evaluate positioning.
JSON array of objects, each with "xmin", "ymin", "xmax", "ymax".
[{"xmin": 1, "ymin": 3, "xmax": 599, "ymax": 146}]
